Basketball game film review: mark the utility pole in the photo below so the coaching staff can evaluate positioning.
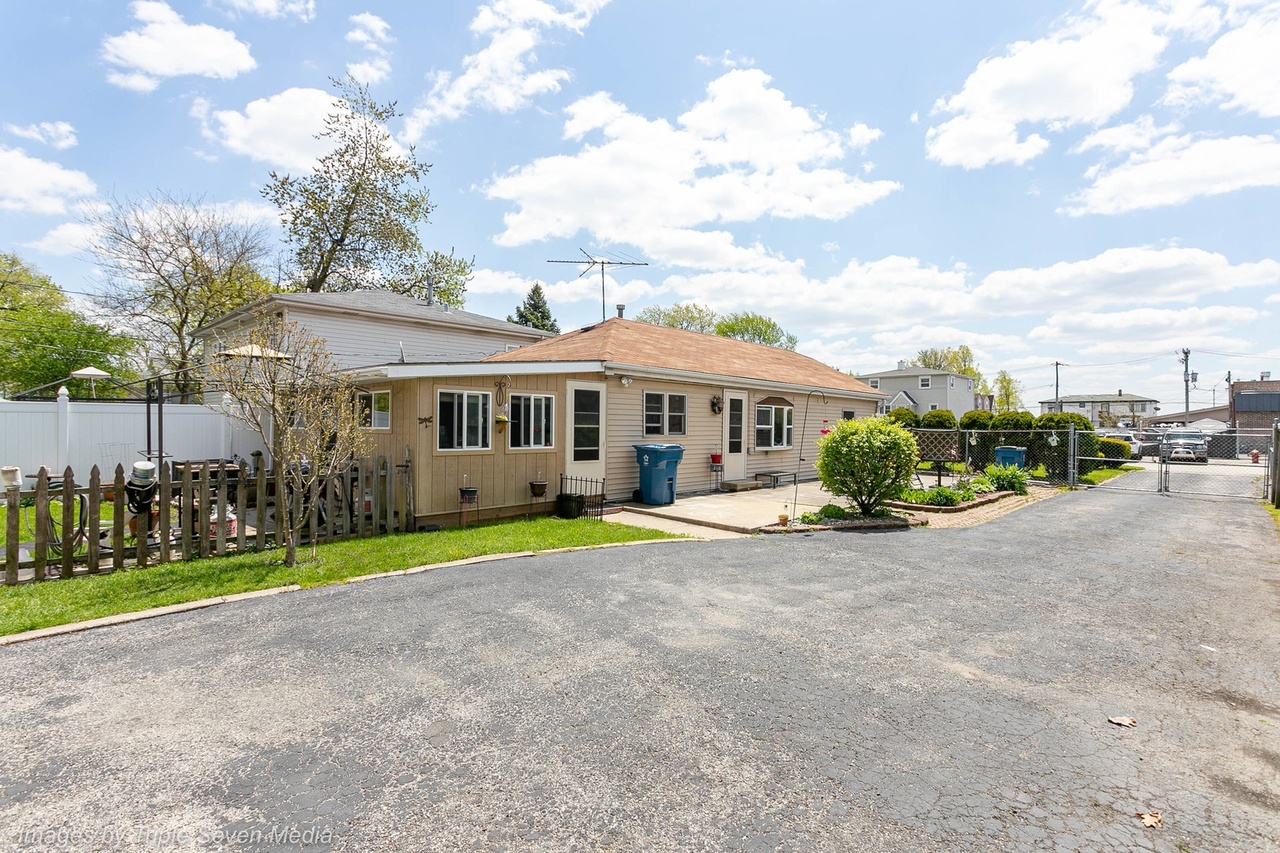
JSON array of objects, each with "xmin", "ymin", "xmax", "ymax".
[
  {"xmin": 1054, "ymin": 361, "xmax": 1064, "ymax": 411},
  {"xmin": 547, "ymin": 249, "xmax": 648, "ymax": 322},
  {"xmin": 1179, "ymin": 348, "xmax": 1198, "ymax": 424}
]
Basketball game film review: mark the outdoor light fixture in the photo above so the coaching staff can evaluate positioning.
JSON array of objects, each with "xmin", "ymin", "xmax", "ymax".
[{"xmin": 619, "ymin": 376, "xmax": 633, "ymax": 387}]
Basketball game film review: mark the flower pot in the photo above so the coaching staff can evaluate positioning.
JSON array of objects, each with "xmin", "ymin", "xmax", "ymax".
[
  {"xmin": 529, "ymin": 480, "xmax": 548, "ymax": 498},
  {"xmin": 459, "ymin": 486, "xmax": 479, "ymax": 505},
  {"xmin": 709, "ymin": 453, "xmax": 723, "ymax": 465}
]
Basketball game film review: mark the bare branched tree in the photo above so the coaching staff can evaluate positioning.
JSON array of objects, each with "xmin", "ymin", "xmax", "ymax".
[
  {"xmin": 204, "ymin": 312, "xmax": 371, "ymax": 566},
  {"xmin": 86, "ymin": 191, "xmax": 274, "ymax": 401}
]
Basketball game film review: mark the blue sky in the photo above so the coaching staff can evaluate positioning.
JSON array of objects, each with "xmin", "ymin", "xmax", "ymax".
[{"xmin": 2, "ymin": 0, "xmax": 1278, "ymax": 415}]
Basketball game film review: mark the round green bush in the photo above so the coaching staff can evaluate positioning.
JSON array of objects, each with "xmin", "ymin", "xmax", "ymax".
[
  {"xmin": 924, "ymin": 486, "xmax": 962, "ymax": 506},
  {"xmin": 886, "ymin": 407, "xmax": 921, "ymax": 428},
  {"xmin": 920, "ymin": 409, "xmax": 958, "ymax": 429},
  {"xmin": 816, "ymin": 418, "xmax": 919, "ymax": 516},
  {"xmin": 984, "ymin": 463, "xmax": 1029, "ymax": 495},
  {"xmin": 959, "ymin": 409, "xmax": 994, "ymax": 430},
  {"xmin": 817, "ymin": 503, "xmax": 848, "ymax": 520}
]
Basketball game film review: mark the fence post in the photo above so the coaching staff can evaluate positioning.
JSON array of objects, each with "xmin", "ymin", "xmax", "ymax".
[
  {"xmin": 1067, "ymin": 425, "xmax": 1077, "ymax": 488},
  {"xmin": 5, "ymin": 486, "xmax": 19, "ymax": 585},
  {"xmin": 159, "ymin": 462, "xmax": 171, "ymax": 564},
  {"xmin": 32, "ymin": 469, "xmax": 48, "ymax": 582},
  {"xmin": 112, "ymin": 465, "xmax": 126, "ymax": 573},
  {"xmin": 57, "ymin": 386, "xmax": 70, "ymax": 472},
  {"xmin": 59, "ymin": 467, "xmax": 75, "ymax": 579},
  {"xmin": 87, "ymin": 466, "xmax": 101, "ymax": 573},
  {"xmin": 1271, "ymin": 421, "xmax": 1279, "ymax": 509}
]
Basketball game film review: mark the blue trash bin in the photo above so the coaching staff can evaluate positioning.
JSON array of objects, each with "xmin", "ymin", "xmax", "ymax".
[
  {"xmin": 633, "ymin": 444, "xmax": 685, "ymax": 505},
  {"xmin": 994, "ymin": 446, "xmax": 1026, "ymax": 468}
]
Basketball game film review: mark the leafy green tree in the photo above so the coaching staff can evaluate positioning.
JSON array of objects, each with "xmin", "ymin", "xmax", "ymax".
[
  {"xmin": 886, "ymin": 406, "xmax": 921, "ymax": 428},
  {"xmin": 0, "ymin": 253, "xmax": 138, "ymax": 398},
  {"xmin": 912, "ymin": 345, "xmax": 989, "ymax": 392},
  {"xmin": 815, "ymin": 417, "xmax": 919, "ymax": 516},
  {"xmin": 634, "ymin": 303, "xmax": 718, "ymax": 333},
  {"xmin": 920, "ymin": 409, "xmax": 958, "ymax": 429},
  {"xmin": 508, "ymin": 282, "xmax": 560, "ymax": 333},
  {"xmin": 86, "ymin": 192, "xmax": 273, "ymax": 402},
  {"xmin": 990, "ymin": 410, "xmax": 1035, "ymax": 430},
  {"xmin": 263, "ymin": 77, "xmax": 472, "ymax": 305},
  {"xmin": 714, "ymin": 312, "xmax": 798, "ymax": 349},
  {"xmin": 992, "ymin": 370, "xmax": 1024, "ymax": 413}
]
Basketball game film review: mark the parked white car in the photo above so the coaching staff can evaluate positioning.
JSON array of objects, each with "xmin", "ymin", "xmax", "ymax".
[{"xmin": 1098, "ymin": 431, "xmax": 1143, "ymax": 460}]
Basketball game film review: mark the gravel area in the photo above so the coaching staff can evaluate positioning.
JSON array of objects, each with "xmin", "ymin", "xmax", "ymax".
[{"xmin": 1, "ymin": 488, "xmax": 1278, "ymax": 851}]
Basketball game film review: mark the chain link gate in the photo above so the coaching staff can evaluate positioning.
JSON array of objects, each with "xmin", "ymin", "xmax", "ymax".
[{"xmin": 1158, "ymin": 428, "xmax": 1274, "ymax": 500}]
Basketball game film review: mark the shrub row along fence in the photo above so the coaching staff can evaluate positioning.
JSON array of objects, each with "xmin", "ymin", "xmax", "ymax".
[
  {"xmin": 3, "ymin": 453, "xmax": 414, "ymax": 585},
  {"xmin": 909, "ymin": 426, "xmax": 1133, "ymax": 487}
]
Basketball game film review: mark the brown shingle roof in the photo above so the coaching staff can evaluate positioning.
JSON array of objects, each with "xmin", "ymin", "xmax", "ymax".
[{"xmin": 484, "ymin": 318, "xmax": 878, "ymax": 395}]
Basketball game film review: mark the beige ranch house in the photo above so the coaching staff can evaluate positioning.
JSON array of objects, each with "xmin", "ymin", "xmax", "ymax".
[{"xmin": 351, "ymin": 318, "xmax": 884, "ymax": 528}]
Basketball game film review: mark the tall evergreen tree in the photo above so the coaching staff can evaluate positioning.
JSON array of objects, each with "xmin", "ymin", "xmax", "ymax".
[{"xmin": 508, "ymin": 283, "xmax": 560, "ymax": 333}]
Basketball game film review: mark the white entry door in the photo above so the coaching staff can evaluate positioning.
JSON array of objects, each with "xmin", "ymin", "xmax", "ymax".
[
  {"xmin": 723, "ymin": 390, "xmax": 747, "ymax": 480},
  {"xmin": 565, "ymin": 380, "xmax": 607, "ymax": 482}
]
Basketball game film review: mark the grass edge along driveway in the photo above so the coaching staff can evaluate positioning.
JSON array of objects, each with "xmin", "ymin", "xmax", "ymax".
[{"xmin": 0, "ymin": 517, "xmax": 680, "ymax": 637}]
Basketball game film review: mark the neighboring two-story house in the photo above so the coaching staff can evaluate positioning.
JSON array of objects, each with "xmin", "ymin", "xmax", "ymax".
[
  {"xmin": 854, "ymin": 362, "xmax": 991, "ymax": 418},
  {"xmin": 1039, "ymin": 391, "xmax": 1158, "ymax": 427},
  {"xmin": 195, "ymin": 291, "xmax": 556, "ymax": 370}
]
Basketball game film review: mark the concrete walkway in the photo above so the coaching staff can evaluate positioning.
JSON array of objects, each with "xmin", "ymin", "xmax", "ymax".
[{"xmin": 611, "ymin": 479, "xmax": 832, "ymax": 534}]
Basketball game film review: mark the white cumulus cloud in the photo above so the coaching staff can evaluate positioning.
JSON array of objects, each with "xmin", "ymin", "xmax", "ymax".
[
  {"xmin": 5, "ymin": 121, "xmax": 78, "ymax": 150},
  {"xmin": 926, "ymin": 1, "xmax": 1203, "ymax": 168},
  {"xmin": 486, "ymin": 69, "xmax": 899, "ymax": 278},
  {"xmin": 403, "ymin": 0, "xmax": 610, "ymax": 138},
  {"xmin": 0, "ymin": 146, "xmax": 96, "ymax": 215},
  {"xmin": 1063, "ymin": 132, "xmax": 1280, "ymax": 215},
  {"xmin": 1165, "ymin": 3, "xmax": 1280, "ymax": 117},
  {"xmin": 23, "ymin": 221, "xmax": 99, "ymax": 256},
  {"xmin": 975, "ymin": 246, "xmax": 1280, "ymax": 310},
  {"xmin": 218, "ymin": 0, "xmax": 315, "ymax": 21},
  {"xmin": 102, "ymin": 1, "xmax": 256, "ymax": 92},
  {"xmin": 193, "ymin": 88, "xmax": 335, "ymax": 170},
  {"xmin": 347, "ymin": 12, "xmax": 394, "ymax": 84}
]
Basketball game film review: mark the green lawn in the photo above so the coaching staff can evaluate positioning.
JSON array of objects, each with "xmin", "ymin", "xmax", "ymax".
[
  {"xmin": 1079, "ymin": 465, "xmax": 1143, "ymax": 485},
  {"xmin": 0, "ymin": 517, "xmax": 679, "ymax": 637},
  {"xmin": 1, "ymin": 500, "xmax": 118, "ymax": 551}
]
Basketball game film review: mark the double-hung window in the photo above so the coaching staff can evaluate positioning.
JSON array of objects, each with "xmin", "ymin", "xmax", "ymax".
[
  {"xmin": 438, "ymin": 390, "xmax": 490, "ymax": 451},
  {"xmin": 509, "ymin": 393, "xmax": 554, "ymax": 449},
  {"xmin": 755, "ymin": 403, "xmax": 793, "ymax": 449},
  {"xmin": 358, "ymin": 390, "xmax": 390, "ymax": 430},
  {"xmin": 643, "ymin": 392, "xmax": 687, "ymax": 436},
  {"xmin": 919, "ymin": 376, "xmax": 932, "ymax": 389}
]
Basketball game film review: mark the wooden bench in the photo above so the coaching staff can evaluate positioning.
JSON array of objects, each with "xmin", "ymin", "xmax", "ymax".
[{"xmin": 755, "ymin": 471, "xmax": 796, "ymax": 489}]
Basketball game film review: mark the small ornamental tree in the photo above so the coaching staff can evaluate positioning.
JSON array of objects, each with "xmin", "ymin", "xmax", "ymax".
[
  {"xmin": 886, "ymin": 407, "xmax": 921, "ymax": 428},
  {"xmin": 815, "ymin": 417, "xmax": 919, "ymax": 517},
  {"xmin": 205, "ymin": 312, "xmax": 372, "ymax": 567},
  {"xmin": 920, "ymin": 409, "xmax": 958, "ymax": 429}
]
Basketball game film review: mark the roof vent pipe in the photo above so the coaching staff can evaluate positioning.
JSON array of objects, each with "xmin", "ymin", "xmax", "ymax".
[{"xmin": 616, "ymin": 304, "xmax": 625, "ymax": 319}]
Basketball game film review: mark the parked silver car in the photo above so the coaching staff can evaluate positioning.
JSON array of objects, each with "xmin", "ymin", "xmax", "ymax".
[{"xmin": 1160, "ymin": 430, "xmax": 1209, "ymax": 463}]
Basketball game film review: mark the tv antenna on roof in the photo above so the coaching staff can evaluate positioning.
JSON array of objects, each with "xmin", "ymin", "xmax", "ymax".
[{"xmin": 547, "ymin": 248, "xmax": 648, "ymax": 322}]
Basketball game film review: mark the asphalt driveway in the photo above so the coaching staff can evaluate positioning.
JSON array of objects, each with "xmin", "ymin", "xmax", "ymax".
[{"xmin": 2, "ymin": 488, "xmax": 1278, "ymax": 851}]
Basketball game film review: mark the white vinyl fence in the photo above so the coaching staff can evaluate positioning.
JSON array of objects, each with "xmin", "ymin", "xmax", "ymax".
[{"xmin": 0, "ymin": 389, "xmax": 267, "ymax": 478}]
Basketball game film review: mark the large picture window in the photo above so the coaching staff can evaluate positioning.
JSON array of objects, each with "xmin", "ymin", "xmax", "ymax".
[
  {"xmin": 755, "ymin": 402, "xmax": 793, "ymax": 449},
  {"xmin": 510, "ymin": 393, "xmax": 554, "ymax": 449},
  {"xmin": 643, "ymin": 391, "xmax": 687, "ymax": 436},
  {"xmin": 358, "ymin": 390, "xmax": 390, "ymax": 430},
  {"xmin": 438, "ymin": 390, "xmax": 490, "ymax": 451}
]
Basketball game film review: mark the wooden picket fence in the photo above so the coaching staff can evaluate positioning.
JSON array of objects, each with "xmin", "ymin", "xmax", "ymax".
[{"xmin": 3, "ymin": 453, "xmax": 414, "ymax": 585}]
